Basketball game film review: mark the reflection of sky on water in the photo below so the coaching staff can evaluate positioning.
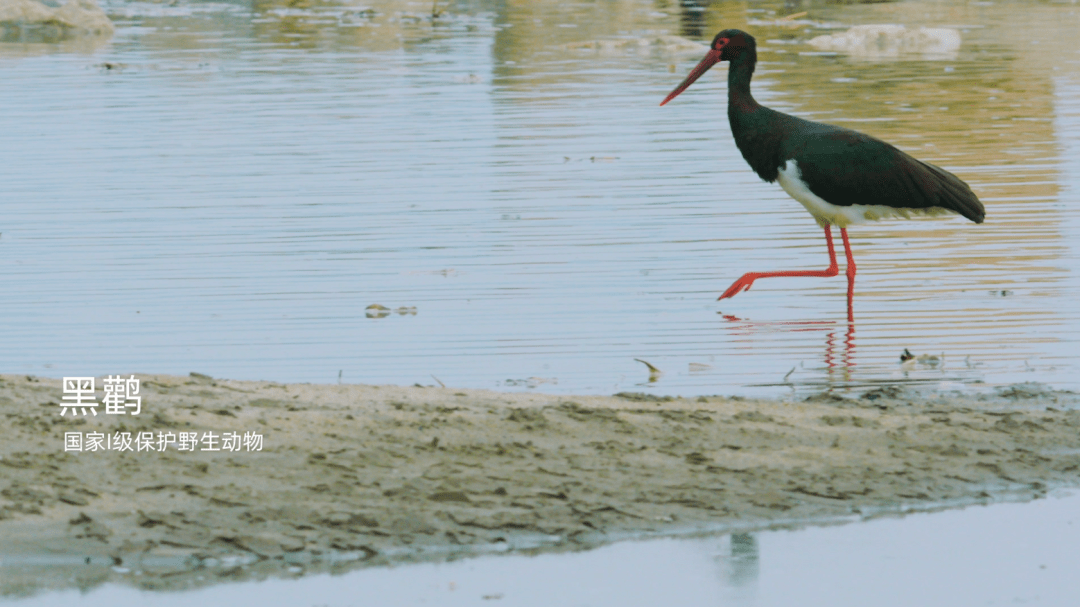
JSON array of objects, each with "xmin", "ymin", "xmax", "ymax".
[{"xmin": 1, "ymin": 0, "xmax": 1079, "ymax": 397}]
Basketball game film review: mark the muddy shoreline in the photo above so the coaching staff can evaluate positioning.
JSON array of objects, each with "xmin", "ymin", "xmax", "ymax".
[{"xmin": 1, "ymin": 373, "xmax": 1078, "ymax": 596}]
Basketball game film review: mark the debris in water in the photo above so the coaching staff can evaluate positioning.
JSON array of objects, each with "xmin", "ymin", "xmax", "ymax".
[
  {"xmin": 501, "ymin": 377, "xmax": 557, "ymax": 388},
  {"xmin": 634, "ymin": 358, "xmax": 663, "ymax": 382},
  {"xmin": 919, "ymin": 354, "xmax": 941, "ymax": 366},
  {"xmin": 900, "ymin": 349, "xmax": 941, "ymax": 366},
  {"xmin": 365, "ymin": 304, "xmax": 391, "ymax": 319}
]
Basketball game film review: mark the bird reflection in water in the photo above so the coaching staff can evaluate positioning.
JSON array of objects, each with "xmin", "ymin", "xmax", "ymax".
[
  {"xmin": 675, "ymin": 0, "xmax": 711, "ymax": 40},
  {"xmin": 715, "ymin": 532, "xmax": 760, "ymax": 592},
  {"xmin": 719, "ymin": 309, "xmax": 857, "ymax": 386}
]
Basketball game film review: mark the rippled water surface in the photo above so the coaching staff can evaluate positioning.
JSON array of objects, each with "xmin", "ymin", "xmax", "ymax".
[{"xmin": 3, "ymin": 0, "xmax": 1080, "ymax": 396}]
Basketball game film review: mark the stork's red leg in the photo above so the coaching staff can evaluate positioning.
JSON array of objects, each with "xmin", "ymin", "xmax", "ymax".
[
  {"xmin": 718, "ymin": 225, "xmax": 840, "ymax": 300},
  {"xmin": 840, "ymin": 227, "xmax": 856, "ymax": 322}
]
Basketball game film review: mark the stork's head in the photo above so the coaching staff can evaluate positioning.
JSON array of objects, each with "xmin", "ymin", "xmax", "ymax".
[{"xmin": 660, "ymin": 29, "xmax": 757, "ymax": 106}]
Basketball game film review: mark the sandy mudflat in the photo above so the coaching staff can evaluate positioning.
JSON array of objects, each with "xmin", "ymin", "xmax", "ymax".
[{"xmin": 1, "ymin": 373, "xmax": 1078, "ymax": 596}]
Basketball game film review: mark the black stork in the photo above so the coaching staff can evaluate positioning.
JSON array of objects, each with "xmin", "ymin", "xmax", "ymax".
[{"xmin": 661, "ymin": 30, "xmax": 984, "ymax": 313}]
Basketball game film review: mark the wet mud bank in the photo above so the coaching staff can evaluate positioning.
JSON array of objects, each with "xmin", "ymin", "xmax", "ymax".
[{"xmin": 1, "ymin": 374, "xmax": 1078, "ymax": 595}]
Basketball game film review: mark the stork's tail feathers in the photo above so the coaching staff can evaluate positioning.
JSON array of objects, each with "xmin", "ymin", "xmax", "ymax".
[{"xmin": 919, "ymin": 160, "xmax": 985, "ymax": 224}]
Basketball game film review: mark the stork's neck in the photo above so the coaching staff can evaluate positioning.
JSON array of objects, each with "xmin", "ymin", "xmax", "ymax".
[
  {"xmin": 726, "ymin": 54, "xmax": 759, "ymax": 113},
  {"xmin": 725, "ymin": 51, "xmax": 783, "ymax": 183}
]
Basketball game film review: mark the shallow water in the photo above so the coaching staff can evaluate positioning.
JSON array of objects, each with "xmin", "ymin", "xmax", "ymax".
[
  {"xmin": 8, "ymin": 490, "xmax": 1079, "ymax": 606},
  {"xmin": 3, "ymin": 0, "xmax": 1080, "ymax": 397}
]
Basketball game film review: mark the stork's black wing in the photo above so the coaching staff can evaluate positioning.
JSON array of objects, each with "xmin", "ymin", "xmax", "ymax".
[{"xmin": 782, "ymin": 123, "xmax": 985, "ymax": 224}]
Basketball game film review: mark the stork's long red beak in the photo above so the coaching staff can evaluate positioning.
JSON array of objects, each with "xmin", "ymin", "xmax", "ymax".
[{"xmin": 660, "ymin": 48, "xmax": 722, "ymax": 106}]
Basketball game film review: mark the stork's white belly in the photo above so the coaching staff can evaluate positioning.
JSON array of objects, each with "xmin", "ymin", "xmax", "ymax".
[{"xmin": 776, "ymin": 159, "xmax": 946, "ymax": 228}]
